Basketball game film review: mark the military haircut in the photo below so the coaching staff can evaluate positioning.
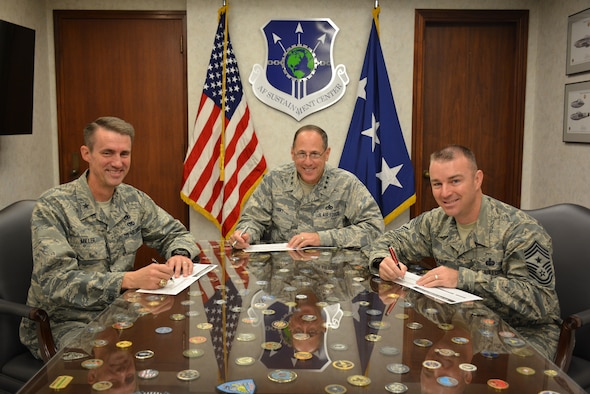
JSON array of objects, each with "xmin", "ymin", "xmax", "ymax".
[
  {"xmin": 83, "ymin": 116, "xmax": 135, "ymax": 151},
  {"xmin": 431, "ymin": 145, "xmax": 478, "ymax": 172},
  {"xmin": 293, "ymin": 124, "xmax": 328, "ymax": 151}
]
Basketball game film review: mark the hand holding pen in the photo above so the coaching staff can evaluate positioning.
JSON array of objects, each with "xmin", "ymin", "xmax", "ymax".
[
  {"xmin": 378, "ymin": 245, "xmax": 406, "ymax": 282},
  {"xmin": 231, "ymin": 226, "xmax": 250, "ymax": 248}
]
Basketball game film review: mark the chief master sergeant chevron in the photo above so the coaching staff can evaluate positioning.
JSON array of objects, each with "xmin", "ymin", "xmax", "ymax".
[
  {"xmin": 20, "ymin": 116, "xmax": 200, "ymax": 359},
  {"xmin": 230, "ymin": 124, "xmax": 384, "ymax": 250},
  {"xmin": 367, "ymin": 145, "xmax": 560, "ymax": 359}
]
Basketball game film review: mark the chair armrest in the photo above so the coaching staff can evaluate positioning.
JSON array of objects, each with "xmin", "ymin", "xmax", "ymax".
[
  {"xmin": 554, "ymin": 307, "xmax": 590, "ymax": 372},
  {"xmin": 0, "ymin": 299, "xmax": 57, "ymax": 362}
]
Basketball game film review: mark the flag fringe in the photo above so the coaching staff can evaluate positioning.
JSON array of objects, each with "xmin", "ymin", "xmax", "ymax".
[{"xmin": 383, "ymin": 194, "xmax": 416, "ymax": 225}]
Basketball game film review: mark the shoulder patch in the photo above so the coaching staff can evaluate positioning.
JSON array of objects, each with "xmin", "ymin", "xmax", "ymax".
[{"xmin": 524, "ymin": 241, "xmax": 553, "ymax": 286}]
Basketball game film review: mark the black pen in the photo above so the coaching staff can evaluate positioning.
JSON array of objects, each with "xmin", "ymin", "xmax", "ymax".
[
  {"xmin": 152, "ymin": 258, "xmax": 174, "ymax": 282},
  {"xmin": 388, "ymin": 246, "xmax": 401, "ymax": 270}
]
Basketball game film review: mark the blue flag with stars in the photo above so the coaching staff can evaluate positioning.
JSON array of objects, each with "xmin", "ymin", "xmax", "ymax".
[{"xmin": 339, "ymin": 8, "xmax": 415, "ymax": 224}]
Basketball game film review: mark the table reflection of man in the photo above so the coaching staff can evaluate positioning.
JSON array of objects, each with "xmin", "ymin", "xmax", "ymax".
[
  {"xmin": 87, "ymin": 329, "xmax": 137, "ymax": 394},
  {"xmin": 286, "ymin": 290, "xmax": 327, "ymax": 354}
]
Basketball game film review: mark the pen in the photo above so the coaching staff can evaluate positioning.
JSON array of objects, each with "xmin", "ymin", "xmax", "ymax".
[
  {"xmin": 388, "ymin": 246, "xmax": 401, "ymax": 270},
  {"xmin": 232, "ymin": 225, "xmax": 249, "ymax": 248},
  {"xmin": 152, "ymin": 258, "xmax": 174, "ymax": 282}
]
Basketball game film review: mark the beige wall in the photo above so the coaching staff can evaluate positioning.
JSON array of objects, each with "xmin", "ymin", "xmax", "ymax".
[{"xmin": 1, "ymin": 0, "xmax": 589, "ymax": 239}]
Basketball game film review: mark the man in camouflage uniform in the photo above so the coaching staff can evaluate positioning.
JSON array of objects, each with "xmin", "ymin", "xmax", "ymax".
[
  {"xmin": 20, "ymin": 116, "xmax": 200, "ymax": 359},
  {"xmin": 368, "ymin": 145, "xmax": 560, "ymax": 359},
  {"xmin": 230, "ymin": 125, "xmax": 384, "ymax": 249}
]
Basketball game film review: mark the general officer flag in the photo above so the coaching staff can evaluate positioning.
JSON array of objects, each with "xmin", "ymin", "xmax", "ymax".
[
  {"xmin": 339, "ymin": 7, "xmax": 415, "ymax": 224},
  {"xmin": 181, "ymin": 5, "xmax": 267, "ymax": 237}
]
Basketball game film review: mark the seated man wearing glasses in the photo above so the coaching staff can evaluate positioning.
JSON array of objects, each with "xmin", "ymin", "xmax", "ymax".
[{"xmin": 230, "ymin": 124, "xmax": 384, "ymax": 249}]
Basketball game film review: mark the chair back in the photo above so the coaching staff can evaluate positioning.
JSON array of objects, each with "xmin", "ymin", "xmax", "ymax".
[
  {"xmin": 0, "ymin": 200, "xmax": 37, "ymax": 368},
  {"xmin": 525, "ymin": 203, "xmax": 590, "ymax": 361}
]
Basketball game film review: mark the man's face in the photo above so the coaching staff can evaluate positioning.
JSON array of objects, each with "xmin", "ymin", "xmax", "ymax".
[
  {"xmin": 291, "ymin": 130, "xmax": 330, "ymax": 185},
  {"xmin": 81, "ymin": 127, "xmax": 132, "ymax": 200},
  {"xmin": 429, "ymin": 155, "xmax": 483, "ymax": 224}
]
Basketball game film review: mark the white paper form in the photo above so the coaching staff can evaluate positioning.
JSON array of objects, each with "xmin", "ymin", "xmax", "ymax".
[
  {"xmin": 137, "ymin": 263, "xmax": 217, "ymax": 295},
  {"xmin": 393, "ymin": 272, "xmax": 482, "ymax": 304},
  {"xmin": 243, "ymin": 243, "xmax": 337, "ymax": 253}
]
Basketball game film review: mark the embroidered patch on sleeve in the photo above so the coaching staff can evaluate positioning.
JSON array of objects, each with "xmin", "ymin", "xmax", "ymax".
[{"xmin": 524, "ymin": 241, "xmax": 553, "ymax": 286}]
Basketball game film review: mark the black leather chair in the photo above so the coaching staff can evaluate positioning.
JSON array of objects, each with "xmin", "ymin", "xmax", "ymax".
[
  {"xmin": 525, "ymin": 203, "xmax": 590, "ymax": 392},
  {"xmin": 0, "ymin": 200, "xmax": 56, "ymax": 393}
]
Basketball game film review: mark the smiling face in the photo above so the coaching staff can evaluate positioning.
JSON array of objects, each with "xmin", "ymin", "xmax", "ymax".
[
  {"xmin": 291, "ymin": 129, "xmax": 330, "ymax": 185},
  {"xmin": 81, "ymin": 127, "xmax": 132, "ymax": 201},
  {"xmin": 429, "ymin": 152, "xmax": 483, "ymax": 225}
]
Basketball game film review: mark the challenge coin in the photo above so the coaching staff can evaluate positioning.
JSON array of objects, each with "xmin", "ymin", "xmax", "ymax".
[
  {"xmin": 459, "ymin": 363, "xmax": 477, "ymax": 372},
  {"xmin": 369, "ymin": 321, "xmax": 390, "ymax": 329},
  {"xmin": 92, "ymin": 381, "xmax": 113, "ymax": 391},
  {"xmin": 325, "ymin": 384, "xmax": 347, "ymax": 393},
  {"xmin": 435, "ymin": 348, "xmax": 459, "ymax": 357},
  {"xmin": 183, "ymin": 349, "xmax": 205, "ymax": 358},
  {"xmin": 481, "ymin": 350, "xmax": 499, "ymax": 358},
  {"xmin": 170, "ymin": 313, "xmax": 186, "ymax": 321},
  {"xmin": 92, "ymin": 339, "xmax": 108, "ymax": 348},
  {"xmin": 112, "ymin": 321, "xmax": 133, "ymax": 330},
  {"xmin": 295, "ymin": 351, "xmax": 313, "ymax": 360},
  {"xmin": 237, "ymin": 333, "xmax": 256, "ymax": 341},
  {"xmin": 347, "ymin": 375, "xmax": 371, "ymax": 387},
  {"xmin": 62, "ymin": 351, "xmax": 88, "ymax": 361},
  {"xmin": 437, "ymin": 376, "xmax": 459, "ymax": 387},
  {"xmin": 438, "ymin": 323, "xmax": 454, "ymax": 331},
  {"xmin": 293, "ymin": 333, "xmax": 310, "ymax": 341},
  {"xmin": 380, "ymin": 346, "xmax": 401, "ymax": 356},
  {"xmin": 332, "ymin": 360, "xmax": 354, "ymax": 370},
  {"xmin": 262, "ymin": 341, "xmax": 282, "ymax": 350},
  {"xmin": 413, "ymin": 338, "xmax": 433, "ymax": 348},
  {"xmin": 268, "ymin": 370, "xmax": 297, "ymax": 383},
  {"xmin": 387, "ymin": 363, "xmax": 410, "ymax": 374},
  {"xmin": 504, "ymin": 337, "xmax": 526, "ymax": 347},
  {"xmin": 452, "ymin": 337, "xmax": 469, "ymax": 345},
  {"xmin": 137, "ymin": 369, "xmax": 159, "ymax": 379},
  {"xmin": 235, "ymin": 356, "xmax": 255, "ymax": 366},
  {"xmin": 155, "ymin": 326, "xmax": 172, "ymax": 334},
  {"xmin": 394, "ymin": 313, "xmax": 409, "ymax": 320},
  {"xmin": 49, "ymin": 375, "xmax": 73, "ymax": 390},
  {"xmin": 81, "ymin": 358, "xmax": 103, "ymax": 369},
  {"xmin": 116, "ymin": 340, "xmax": 132, "ymax": 349},
  {"xmin": 406, "ymin": 322, "xmax": 423, "ymax": 330},
  {"xmin": 177, "ymin": 369, "xmax": 200, "ymax": 381},
  {"xmin": 135, "ymin": 350, "xmax": 154, "ymax": 360},
  {"xmin": 331, "ymin": 343, "xmax": 349, "ymax": 351},
  {"xmin": 272, "ymin": 320, "xmax": 288, "ymax": 329},
  {"xmin": 365, "ymin": 334, "xmax": 382, "ymax": 342},
  {"xmin": 197, "ymin": 322, "xmax": 213, "ymax": 330},
  {"xmin": 543, "ymin": 369, "xmax": 558, "ymax": 377},
  {"xmin": 487, "ymin": 379, "xmax": 509, "ymax": 390},
  {"xmin": 422, "ymin": 360, "xmax": 442, "ymax": 370},
  {"xmin": 189, "ymin": 336, "xmax": 207, "ymax": 344},
  {"xmin": 516, "ymin": 366, "xmax": 535, "ymax": 375},
  {"xmin": 385, "ymin": 382, "xmax": 408, "ymax": 393}
]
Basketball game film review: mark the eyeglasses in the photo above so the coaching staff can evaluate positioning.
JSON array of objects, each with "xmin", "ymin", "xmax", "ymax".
[{"xmin": 294, "ymin": 150, "xmax": 326, "ymax": 160}]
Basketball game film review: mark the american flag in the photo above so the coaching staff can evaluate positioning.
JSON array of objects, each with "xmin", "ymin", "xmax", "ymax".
[
  {"xmin": 338, "ymin": 7, "xmax": 415, "ymax": 224},
  {"xmin": 196, "ymin": 241, "xmax": 250, "ymax": 380},
  {"xmin": 181, "ymin": 5, "xmax": 267, "ymax": 238}
]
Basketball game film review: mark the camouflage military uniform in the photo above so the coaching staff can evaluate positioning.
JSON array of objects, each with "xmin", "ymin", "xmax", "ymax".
[
  {"xmin": 368, "ymin": 195, "xmax": 560, "ymax": 359},
  {"xmin": 237, "ymin": 163, "xmax": 384, "ymax": 248},
  {"xmin": 20, "ymin": 171, "xmax": 199, "ymax": 359}
]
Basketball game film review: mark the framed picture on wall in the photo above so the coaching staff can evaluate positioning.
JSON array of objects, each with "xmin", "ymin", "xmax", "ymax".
[
  {"xmin": 563, "ymin": 81, "xmax": 590, "ymax": 143},
  {"xmin": 566, "ymin": 8, "xmax": 590, "ymax": 75}
]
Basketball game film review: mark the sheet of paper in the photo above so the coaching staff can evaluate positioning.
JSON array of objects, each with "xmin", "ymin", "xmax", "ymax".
[
  {"xmin": 393, "ymin": 272, "xmax": 482, "ymax": 304},
  {"xmin": 137, "ymin": 263, "xmax": 217, "ymax": 295},
  {"xmin": 243, "ymin": 243, "xmax": 337, "ymax": 253}
]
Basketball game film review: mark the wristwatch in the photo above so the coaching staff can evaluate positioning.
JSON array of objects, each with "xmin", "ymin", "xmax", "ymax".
[{"xmin": 171, "ymin": 248, "xmax": 191, "ymax": 258}]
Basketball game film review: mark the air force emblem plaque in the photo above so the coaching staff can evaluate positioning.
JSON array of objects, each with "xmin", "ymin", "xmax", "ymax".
[{"xmin": 249, "ymin": 19, "xmax": 349, "ymax": 121}]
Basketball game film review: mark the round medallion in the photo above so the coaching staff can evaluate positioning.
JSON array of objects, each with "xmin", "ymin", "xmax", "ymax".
[
  {"xmin": 177, "ymin": 369, "xmax": 200, "ymax": 381},
  {"xmin": 135, "ymin": 350, "xmax": 155, "ymax": 360},
  {"xmin": 385, "ymin": 382, "xmax": 408, "ymax": 393},
  {"xmin": 387, "ymin": 363, "xmax": 410, "ymax": 374},
  {"xmin": 183, "ymin": 349, "xmax": 205, "ymax": 358},
  {"xmin": 235, "ymin": 356, "xmax": 255, "ymax": 366},
  {"xmin": 81, "ymin": 359, "xmax": 103, "ymax": 369},
  {"xmin": 346, "ymin": 375, "xmax": 371, "ymax": 387},
  {"xmin": 267, "ymin": 369, "xmax": 297, "ymax": 383},
  {"xmin": 137, "ymin": 369, "xmax": 159, "ymax": 379}
]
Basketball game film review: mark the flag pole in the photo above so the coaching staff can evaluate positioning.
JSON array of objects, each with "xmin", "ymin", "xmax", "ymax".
[{"xmin": 219, "ymin": 3, "xmax": 229, "ymax": 182}]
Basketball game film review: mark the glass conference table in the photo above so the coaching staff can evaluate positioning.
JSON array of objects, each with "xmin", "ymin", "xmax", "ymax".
[{"xmin": 19, "ymin": 241, "xmax": 586, "ymax": 394}]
